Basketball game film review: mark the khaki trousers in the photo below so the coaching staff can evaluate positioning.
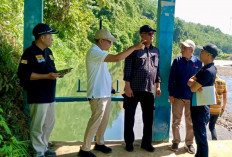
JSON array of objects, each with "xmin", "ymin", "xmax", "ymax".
[
  {"xmin": 29, "ymin": 102, "xmax": 55, "ymax": 157},
  {"xmin": 172, "ymin": 98, "xmax": 194, "ymax": 145},
  {"xmin": 81, "ymin": 97, "xmax": 111, "ymax": 151}
]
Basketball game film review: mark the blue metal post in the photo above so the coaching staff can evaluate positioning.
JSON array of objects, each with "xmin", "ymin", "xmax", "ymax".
[
  {"xmin": 116, "ymin": 80, "xmax": 120, "ymax": 93},
  {"xmin": 23, "ymin": 0, "xmax": 43, "ymax": 115},
  {"xmin": 153, "ymin": 0, "xmax": 176, "ymax": 141},
  {"xmin": 24, "ymin": 0, "xmax": 43, "ymax": 50}
]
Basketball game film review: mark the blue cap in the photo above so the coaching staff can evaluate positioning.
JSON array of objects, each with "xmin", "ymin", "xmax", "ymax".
[
  {"xmin": 33, "ymin": 23, "xmax": 59, "ymax": 37},
  {"xmin": 140, "ymin": 25, "xmax": 156, "ymax": 33},
  {"xmin": 197, "ymin": 43, "xmax": 219, "ymax": 58}
]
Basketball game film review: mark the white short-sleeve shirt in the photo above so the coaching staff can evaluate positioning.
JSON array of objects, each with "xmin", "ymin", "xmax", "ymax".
[{"xmin": 86, "ymin": 44, "xmax": 112, "ymax": 98}]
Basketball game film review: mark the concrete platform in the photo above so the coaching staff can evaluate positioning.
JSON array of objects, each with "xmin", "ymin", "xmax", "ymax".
[{"xmin": 51, "ymin": 140, "xmax": 232, "ymax": 157}]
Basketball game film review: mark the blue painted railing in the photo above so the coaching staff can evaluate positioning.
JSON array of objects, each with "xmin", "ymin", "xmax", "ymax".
[
  {"xmin": 55, "ymin": 96, "xmax": 124, "ymax": 102},
  {"xmin": 56, "ymin": 79, "xmax": 122, "ymax": 102}
]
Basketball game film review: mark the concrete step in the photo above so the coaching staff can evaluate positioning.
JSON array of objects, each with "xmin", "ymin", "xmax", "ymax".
[{"xmin": 51, "ymin": 140, "xmax": 232, "ymax": 157}]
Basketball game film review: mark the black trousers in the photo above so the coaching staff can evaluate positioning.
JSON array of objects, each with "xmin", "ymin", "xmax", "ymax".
[
  {"xmin": 191, "ymin": 105, "xmax": 210, "ymax": 157},
  {"xmin": 123, "ymin": 91, "xmax": 155, "ymax": 145},
  {"xmin": 209, "ymin": 114, "xmax": 219, "ymax": 140}
]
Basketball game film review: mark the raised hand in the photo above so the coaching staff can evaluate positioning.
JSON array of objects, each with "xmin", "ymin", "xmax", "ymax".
[{"xmin": 133, "ymin": 40, "xmax": 146, "ymax": 50}]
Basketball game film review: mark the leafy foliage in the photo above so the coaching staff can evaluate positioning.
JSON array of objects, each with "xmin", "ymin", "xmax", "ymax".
[{"xmin": 0, "ymin": 0, "xmax": 30, "ymax": 156}]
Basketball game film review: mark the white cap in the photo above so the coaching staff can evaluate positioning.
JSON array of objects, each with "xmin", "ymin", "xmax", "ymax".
[
  {"xmin": 95, "ymin": 29, "xmax": 117, "ymax": 42},
  {"xmin": 179, "ymin": 39, "xmax": 195, "ymax": 49}
]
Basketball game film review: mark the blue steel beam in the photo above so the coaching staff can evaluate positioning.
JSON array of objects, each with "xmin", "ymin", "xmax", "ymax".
[
  {"xmin": 153, "ymin": 0, "xmax": 176, "ymax": 142},
  {"xmin": 24, "ymin": 0, "xmax": 43, "ymax": 50},
  {"xmin": 55, "ymin": 96, "xmax": 124, "ymax": 102},
  {"xmin": 23, "ymin": 0, "xmax": 43, "ymax": 115}
]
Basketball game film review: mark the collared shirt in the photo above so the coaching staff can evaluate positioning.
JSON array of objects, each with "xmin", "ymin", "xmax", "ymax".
[
  {"xmin": 86, "ymin": 44, "xmax": 112, "ymax": 98},
  {"xmin": 17, "ymin": 42, "xmax": 57, "ymax": 104},
  {"xmin": 192, "ymin": 62, "xmax": 216, "ymax": 111},
  {"xmin": 168, "ymin": 56, "xmax": 202, "ymax": 99},
  {"xmin": 210, "ymin": 76, "xmax": 227, "ymax": 115},
  {"xmin": 123, "ymin": 45, "xmax": 161, "ymax": 93},
  {"xmin": 196, "ymin": 63, "xmax": 216, "ymax": 87}
]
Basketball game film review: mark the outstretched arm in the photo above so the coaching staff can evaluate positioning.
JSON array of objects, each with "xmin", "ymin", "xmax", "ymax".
[{"xmin": 104, "ymin": 40, "xmax": 146, "ymax": 62}]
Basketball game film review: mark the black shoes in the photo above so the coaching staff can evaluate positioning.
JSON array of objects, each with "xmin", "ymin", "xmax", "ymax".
[
  {"xmin": 45, "ymin": 150, "xmax": 56, "ymax": 156},
  {"xmin": 78, "ymin": 144, "xmax": 111, "ymax": 157},
  {"xmin": 94, "ymin": 144, "xmax": 112, "ymax": 154},
  {"xmin": 171, "ymin": 143, "xmax": 179, "ymax": 152},
  {"xmin": 125, "ymin": 143, "xmax": 134, "ymax": 152},
  {"xmin": 125, "ymin": 143, "xmax": 155, "ymax": 152},
  {"xmin": 141, "ymin": 144, "xmax": 155, "ymax": 152},
  {"xmin": 78, "ymin": 149, "xmax": 96, "ymax": 157}
]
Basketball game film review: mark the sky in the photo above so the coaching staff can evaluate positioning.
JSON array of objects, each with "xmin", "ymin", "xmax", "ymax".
[{"xmin": 175, "ymin": 0, "xmax": 232, "ymax": 35}]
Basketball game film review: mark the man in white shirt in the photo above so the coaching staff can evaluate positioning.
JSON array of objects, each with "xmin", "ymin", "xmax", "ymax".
[{"xmin": 78, "ymin": 29, "xmax": 145, "ymax": 157}]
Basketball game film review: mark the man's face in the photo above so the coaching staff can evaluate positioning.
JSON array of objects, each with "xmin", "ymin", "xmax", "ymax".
[
  {"xmin": 100, "ymin": 39, "xmax": 113, "ymax": 51},
  {"xmin": 41, "ymin": 34, "xmax": 53, "ymax": 47},
  {"xmin": 200, "ymin": 50, "xmax": 210, "ymax": 62},
  {"xmin": 181, "ymin": 45, "xmax": 193, "ymax": 59},
  {"xmin": 140, "ymin": 31, "xmax": 154, "ymax": 44}
]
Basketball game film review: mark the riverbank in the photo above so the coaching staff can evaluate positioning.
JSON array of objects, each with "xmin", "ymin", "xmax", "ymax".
[
  {"xmin": 214, "ymin": 60, "xmax": 232, "ymax": 133},
  {"xmin": 214, "ymin": 60, "xmax": 232, "ymax": 76}
]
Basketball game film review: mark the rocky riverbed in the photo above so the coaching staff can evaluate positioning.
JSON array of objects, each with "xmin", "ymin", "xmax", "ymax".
[{"xmin": 214, "ymin": 60, "xmax": 232, "ymax": 134}]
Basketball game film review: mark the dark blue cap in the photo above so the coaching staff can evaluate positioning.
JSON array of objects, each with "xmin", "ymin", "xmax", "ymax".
[
  {"xmin": 197, "ymin": 43, "xmax": 219, "ymax": 58},
  {"xmin": 140, "ymin": 25, "xmax": 156, "ymax": 33},
  {"xmin": 33, "ymin": 23, "xmax": 59, "ymax": 37}
]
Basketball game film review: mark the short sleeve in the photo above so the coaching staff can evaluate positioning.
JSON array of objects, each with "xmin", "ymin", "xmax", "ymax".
[
  {"xmin": 223, "ymin": 81, "xmax": 227, "ymax": 93},
  {"xmin": 87, "ymin": 46, "xmax": 108, "ymax": 63},
  {"xmin": 196, "ymin": 70, "xmax": 211, "ymax": 86},
  {"xmin": 17, "ymin": 51, "xmax": 36, "ymax": 88}
]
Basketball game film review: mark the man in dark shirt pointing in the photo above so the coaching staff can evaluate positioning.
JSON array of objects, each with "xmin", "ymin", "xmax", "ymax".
[{"xmin": 123, "ymin": 25, "xmax": 161, "ymax": 152}]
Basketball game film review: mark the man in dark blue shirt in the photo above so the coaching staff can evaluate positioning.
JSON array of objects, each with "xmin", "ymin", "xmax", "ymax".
[
  {"xmin": 18, "ymin": 23, "xmax": 69, "ymax": 157},
  {"xmin": 168, "ymin": 39, "xmax": 202, "ymax": 154},
  {"xmin": 123, "ymin": 25, "xmax": 161, "ymax": 152},
  {"xmin": 188, "ymin": 43, "xmax": 218, "ymax": 157}
]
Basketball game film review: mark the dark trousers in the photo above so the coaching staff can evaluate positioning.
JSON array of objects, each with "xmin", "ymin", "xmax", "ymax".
[
  {"xmin": 191, "ymin": 105, "xmax": 210, "ymax": 157},
  {"xmin": 123, "ymin": 91, "xmax": 155, "ymax": 146},
  {"xmin": 209, "ymin": 114, "xmax": 219, "ymax": 140}
]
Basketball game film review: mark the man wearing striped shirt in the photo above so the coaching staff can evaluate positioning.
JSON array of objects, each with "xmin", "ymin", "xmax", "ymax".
[{"xmin": 209, "ymin": 69, "xmax": 227, "ymax": 140}]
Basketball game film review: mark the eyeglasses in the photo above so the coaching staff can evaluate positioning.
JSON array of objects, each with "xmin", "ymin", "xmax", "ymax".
[
  {"xmin": 104, "ymin": 39, "xmax": 113, "ymax": 45},
  {"xmin": 142, "ymin": 32, "xmax": 154, "ymax": 36},
  {"xmin": 181, "ymin": 45, "xmax": 192, "ymax": 50}
]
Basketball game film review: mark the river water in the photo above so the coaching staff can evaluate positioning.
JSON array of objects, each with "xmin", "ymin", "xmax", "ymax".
[
  {"xmin": 50, "ymin": 62, "xmax": 232, "ymax": 141},
  {"xmin": 219, "ymin": 76, "xmax": 232, "ymax": 120}
]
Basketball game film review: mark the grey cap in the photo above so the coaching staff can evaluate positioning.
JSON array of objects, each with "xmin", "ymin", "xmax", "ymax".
[
  {"xmin": 179, "ymin": 39, "xmax": 196, "ymax": 49},
  {"xmin": 95, "ymin": 29, "xmax": 117, "ymax": 42}
]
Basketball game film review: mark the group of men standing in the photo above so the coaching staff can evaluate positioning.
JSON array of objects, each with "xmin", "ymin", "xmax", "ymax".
[{"xmin": 17, "ymin": 23, "xmax": 225, "ymax": 157}]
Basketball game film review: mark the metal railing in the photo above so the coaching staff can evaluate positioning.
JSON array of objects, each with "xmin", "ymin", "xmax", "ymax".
[{"xmin": 55, "ymin": 79, "xmax": 123, "ymax": 102}]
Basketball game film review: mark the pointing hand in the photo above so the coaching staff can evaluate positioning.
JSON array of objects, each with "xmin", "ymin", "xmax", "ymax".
[{"xmin": 134, "ymin": 40, "xmax": 146, "ymax": 50}]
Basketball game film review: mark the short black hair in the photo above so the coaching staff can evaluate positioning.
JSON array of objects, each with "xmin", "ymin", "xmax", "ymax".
[{"xmin": 34, "ymin": 35, "xmax": 42, "ymax": 40}]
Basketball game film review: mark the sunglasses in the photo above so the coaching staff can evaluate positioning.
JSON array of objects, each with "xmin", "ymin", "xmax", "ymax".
[
  {"xmin": 103, "ymin": 39, "xmax": 113, "ymax": 45},
  {"xmin": 142, "ymin": 32, "xmax": 154, "ymax": 36}
]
